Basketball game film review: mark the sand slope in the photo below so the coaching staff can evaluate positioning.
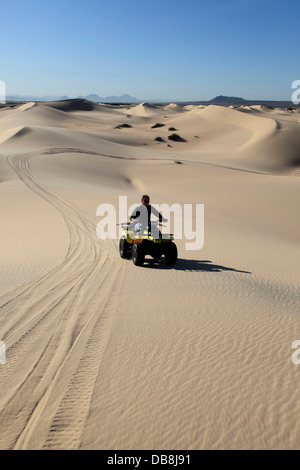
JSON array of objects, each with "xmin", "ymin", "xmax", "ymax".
[{"xmin": 0, "ymin": 101, "xmax": 300, "ymax": 450}]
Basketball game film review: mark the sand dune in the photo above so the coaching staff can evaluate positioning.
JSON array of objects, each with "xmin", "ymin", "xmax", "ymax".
[
  {"xmin": 0, "ymin": 126, "xmax": 29, "ymax": 145},
  {"xmin": 0, "ymin": 100, "xmax": 299, "ymax": 450},
  {"xmin": 10, "ymin": 102, "xmax": 36, "ymax": 112},
  {"xmin": 45, "ymin": 98, "xmax": 102, "ymax": 112},
  {"xmin": 126, "ymin": 102, "xmax": 171, "ymax": 117}
]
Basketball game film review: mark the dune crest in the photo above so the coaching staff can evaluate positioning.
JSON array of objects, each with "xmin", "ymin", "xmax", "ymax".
[
  {"xmin": 45, "ymin": 98, "xmax": 102, "ymax": 112},
  {"xmin": 0, "ymin": 126, "xmax": 31, "ymax": 144},
  {"xmin": 17, "ymin": 102, "xmax": 36, "ymax": 112},
  {"xmin": 127, "ymin": 102, "xmax": 168, "ymax": 116},
  {"xmin": 196, "ymin": 105, "xmax": 278, "ymax": 145}
]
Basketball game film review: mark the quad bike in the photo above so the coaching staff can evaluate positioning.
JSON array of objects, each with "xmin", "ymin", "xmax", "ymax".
[{"xmin": 119, "ymin": 221, "xmax": 177, "ymax": 267}]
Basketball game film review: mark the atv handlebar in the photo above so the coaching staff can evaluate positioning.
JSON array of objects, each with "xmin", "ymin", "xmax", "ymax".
[
  {"xmin": 117, "ymin": 222, "xmax": 131, "ymax": 228},
  {"xmin": 117, "ymin": 220, "xmax": 167, "ymax": 228}
]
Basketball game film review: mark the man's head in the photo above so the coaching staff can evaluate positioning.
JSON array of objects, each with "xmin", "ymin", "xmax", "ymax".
[{"xmin": 141, "ymin": 195, "xmax": 150, "ymax": 206}]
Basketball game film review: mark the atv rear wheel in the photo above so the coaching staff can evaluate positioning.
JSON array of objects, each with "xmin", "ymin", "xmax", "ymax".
[
  {"xmin": 132, "ymin": 242, "xmax": 145, "ymax": 266},
  {"xmin": 119, "ymin": 238, "xmax": 132, "ymax": 259},
  {"xmin": 164, "ymin": 242, "xmax": 177, "ymax": 266}
]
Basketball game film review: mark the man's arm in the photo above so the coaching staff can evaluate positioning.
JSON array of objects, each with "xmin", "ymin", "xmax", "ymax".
[
  {"xmin": 151, "ymin": 205, "xmax": 165, "ymax": 223},
  {"xmin": 130, "ymin": 207, "xmax": 140, "ymax": 221}
]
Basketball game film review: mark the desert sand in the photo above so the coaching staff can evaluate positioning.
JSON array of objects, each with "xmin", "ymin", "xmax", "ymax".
[{"xmin": 0, "ymin": 99, "xmax": 299, "ymax": 450}]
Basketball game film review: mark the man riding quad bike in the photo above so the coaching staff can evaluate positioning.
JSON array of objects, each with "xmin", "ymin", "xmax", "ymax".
[{"xmin": 119, "ymin": 195, "xmax": 177, "ymax": 266}]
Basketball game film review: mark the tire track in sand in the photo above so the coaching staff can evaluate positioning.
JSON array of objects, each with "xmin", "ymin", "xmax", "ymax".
[{"xmin": 0, "ymin": 149, "xmax": 122, "ymax": 450}]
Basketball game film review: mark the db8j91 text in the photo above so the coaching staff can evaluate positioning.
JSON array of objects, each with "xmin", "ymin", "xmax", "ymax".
[{"xmin": 151, "ymin": 455, "xmax": 190, "ymax": 466}]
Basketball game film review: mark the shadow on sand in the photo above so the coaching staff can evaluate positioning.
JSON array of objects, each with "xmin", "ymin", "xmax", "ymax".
[{"xmin": 143, "ymin": 258, "xmax": 251, "ymax": 274}]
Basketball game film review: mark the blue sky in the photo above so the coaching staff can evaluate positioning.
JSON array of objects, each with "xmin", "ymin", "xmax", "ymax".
[{"xmin": 1, "ymin": 0, "xmax": 299, "ymax": 101}]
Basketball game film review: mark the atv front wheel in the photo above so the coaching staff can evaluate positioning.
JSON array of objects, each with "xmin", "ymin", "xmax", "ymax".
[
  {"xmin": 119, "ymin": 238, "xmax": 132, "ymax": 259},
  {"xmin": 164, "ymin": 242, "xmax": 177, "ymax": 266},
  {"xmin": 132, "ymin": 243, "xmax": 145, "ymax": 266}
]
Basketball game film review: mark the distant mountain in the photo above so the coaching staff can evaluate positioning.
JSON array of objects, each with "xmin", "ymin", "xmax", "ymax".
[
  {"xmin": 6, "ymin": 93, "xmax": 142, "ymax": 103},
  {"xmin": 180, "ymin": 96, "xmax": 299, "ymax": 108},
  {"xmin": 6, "ymin": 93, "xmax": 70, "ymax": 102},
  {"xmin": 209, "ymin": 95, "xmax": 246, "ymax": 104},
  {"xmin": 80, "ymin": 94, "xmax": 103, "ymax": 102},
  {"xmin": 78, "ymin": 93, "xmax": 142, "ymax": 103},
  {"xmin": 98, "ymin": 94, "xmax": 141, "ymax": 103}
]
